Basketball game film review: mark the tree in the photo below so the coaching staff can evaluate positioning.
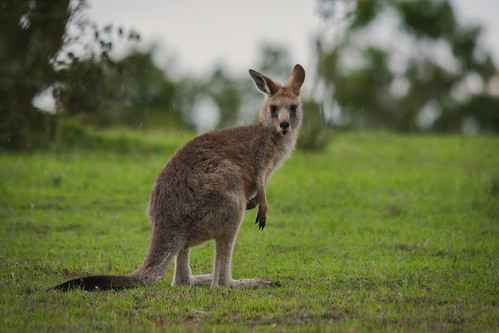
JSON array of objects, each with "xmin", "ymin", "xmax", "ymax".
[
  {"xmin": 0, "ymin": 0, "xmax": 148, "ymax": 150},
  {"xmin": 207, "ymin": 67, "xmax": 245, "ymax": 129},
  {"xmin": 58, "ymin": 49, "xmax": 179, "ymax": 129},
  {"xmin": 317, "ymin": 0, "xmax": 499, "ymax": 133},
  {"xmin": 0, "ymin": 0, "xmax": 77, "ymax": 150}
]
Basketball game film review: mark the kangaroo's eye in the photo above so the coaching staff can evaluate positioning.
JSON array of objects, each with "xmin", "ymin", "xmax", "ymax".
[
  {"xmin": 290, "ymin": 105, "xmax": 297, "ymax": 113},
  {"xmin": 270, "ymin": 105, "xmax": 278, "ymax": 115}
]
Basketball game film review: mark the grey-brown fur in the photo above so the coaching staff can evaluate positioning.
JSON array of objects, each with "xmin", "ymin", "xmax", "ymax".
[{"xmin": 53, "ymin": 64, "xmax": 305, "ymax": 291}]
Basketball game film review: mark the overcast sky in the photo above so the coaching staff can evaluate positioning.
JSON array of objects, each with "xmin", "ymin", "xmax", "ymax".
[{"xmin": 85, "ymin": 0, "xmax": 499, "ymax": 78}]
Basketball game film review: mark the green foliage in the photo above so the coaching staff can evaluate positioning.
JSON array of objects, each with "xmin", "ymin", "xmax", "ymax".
[
  {"xmin": 0, "ymin": 0, "xmax": 73, "ymax": 150},
  {"xmin": 207, "ymin": 68, "xmax": 245, "ymax": 129},
  {"xmin": 297, "ymin": 99, "xmax": 330, "ymax": 151},
  {"xmin": 257, "ymin": 45, "xmax": 293, "ymax": 80},
  {"xmin": 0, "ymin": 0, "xmax": 150, "ymax": 151},
  {"xmin": 1, "ymin": 131, "xmax": 498, "ymax": 331},
  {"xmin": 58, "ymin": 50, "xmax": 181, "ymax": 129},
  {"xmin": 395, "ymin": 0, "xmax": 456, "ymax": 40},
  {"xmin": 334, "ymin": 47, "xmax": 396, "ymax": 129},
  {"xmin": 436, "ymin": 94, "xmax": 499, "ymax": 133},
  {"xmin": 351, "ymin": 0, "xmax": 381, "ymax": 29},
  {"xmin": 317, "ymin": 0, "xmax": 499, "ymax": 133}
]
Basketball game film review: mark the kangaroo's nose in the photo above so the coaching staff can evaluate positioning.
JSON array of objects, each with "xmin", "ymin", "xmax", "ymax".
[{"xmin": 280, "ymin": 122, "xmax": 290, "ymax": 130}]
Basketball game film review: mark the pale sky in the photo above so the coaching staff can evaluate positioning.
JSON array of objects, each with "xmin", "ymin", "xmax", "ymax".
[
  {"xmin": 85, "ymin": 0, "xmax": 318, "ymax": 78},
  {"xmin": 85, "ymin": 0, "xmax": 499, "ymax": 78}
]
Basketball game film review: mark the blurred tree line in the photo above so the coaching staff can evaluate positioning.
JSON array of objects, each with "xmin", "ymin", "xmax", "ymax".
[
  {"xmin": 316, "ymin": 0, "xmax": 499, "ymax": 133},
  {"xmin": 1, "ymin": 0, "xmax": 498, "ymax": 151}
]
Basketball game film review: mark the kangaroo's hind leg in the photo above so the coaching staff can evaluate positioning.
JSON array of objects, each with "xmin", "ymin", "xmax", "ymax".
[
  {"xmin": 211, "ymin": 234, "xmax": 236, "ymax": 287},
  {"xmin": 209, "ymin": 195, "xmax": 244, "ymax": 288},
  {"xmin": 171, "ymin": 247, "xmax": 213, "ymax": 286},
  {"xmin": 171, "ymin": 247, "xmax": 192, "ymax": 286},
  {"xmin": 131, "ymin": 224, "xmax": 183, "ymax": 285},
  {"xmin": 209, "ymin": 195, "xmax": 279, "ymax": 288},
  {"xmin": 212, "ymin": 235, "xmax": 279, "ymax": 288}
]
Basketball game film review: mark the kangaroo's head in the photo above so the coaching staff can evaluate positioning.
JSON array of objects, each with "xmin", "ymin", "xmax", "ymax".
[{"xmin": 249, "ymin": 64, "xmax": 305, "ymax": 136}]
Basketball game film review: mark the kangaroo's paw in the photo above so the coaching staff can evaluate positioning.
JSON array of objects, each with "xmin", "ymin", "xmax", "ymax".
[
  {"xmin": 246, "ymin": 197, "xmax": 258, "ymax": 210},
  {"xmin": 255, "ymin": 210, "xmax": 266, "ymax": 230}
]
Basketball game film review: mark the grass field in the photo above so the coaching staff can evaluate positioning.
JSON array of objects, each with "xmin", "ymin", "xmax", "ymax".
[{"xmin": 1, "ymin": 131, "xmax": 498, "ymax": 332}]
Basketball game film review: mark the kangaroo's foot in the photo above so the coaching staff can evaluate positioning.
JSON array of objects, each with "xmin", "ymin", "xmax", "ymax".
[
  {"xmin": 227, "ymin": 278, "xmax": 280, "ymax": 288},
  {"xmin": 188, "ymin": 275, "xmax": 280, "ymax": 288},
  {"xmin": 171, "ymin": 274, "xmax": 213, "ymax": 286},
  {"xmin": 190, "ymin": 274, "xmax": 213, "ymax": 286}
]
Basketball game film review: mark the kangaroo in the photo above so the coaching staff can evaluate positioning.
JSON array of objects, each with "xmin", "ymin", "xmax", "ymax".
[{"xmin": 53, "ymin": 64, "xmax": 305, "ymax": 291}]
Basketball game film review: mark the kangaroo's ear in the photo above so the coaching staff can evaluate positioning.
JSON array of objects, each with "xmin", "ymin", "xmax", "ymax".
[
  {"xmin": 286, "ymin": 64, "xmax": 306, "ymax": 96},
  {"xmin": 249, "ymin": 69, "xmax": 280, "ymax": 95}
]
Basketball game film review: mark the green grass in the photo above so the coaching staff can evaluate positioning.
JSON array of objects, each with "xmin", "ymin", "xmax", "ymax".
[{"xmin": 1, "ymin": 131, "xmax": 498, "ymax": 332}]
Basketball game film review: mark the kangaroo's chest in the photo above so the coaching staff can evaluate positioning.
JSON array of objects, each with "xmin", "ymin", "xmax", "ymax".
[{"xmin": 264, "ymin": 135, "xmax": 296, "ymax": 181}]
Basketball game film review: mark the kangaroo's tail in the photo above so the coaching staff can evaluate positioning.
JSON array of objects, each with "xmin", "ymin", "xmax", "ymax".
[
  {"xmin": 52, "ymin": 274, "xmax": 142, "ymax": 291},
  {"xmin": 52, "ymin": 226, "xmax": 183, "ymax": 292}
]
